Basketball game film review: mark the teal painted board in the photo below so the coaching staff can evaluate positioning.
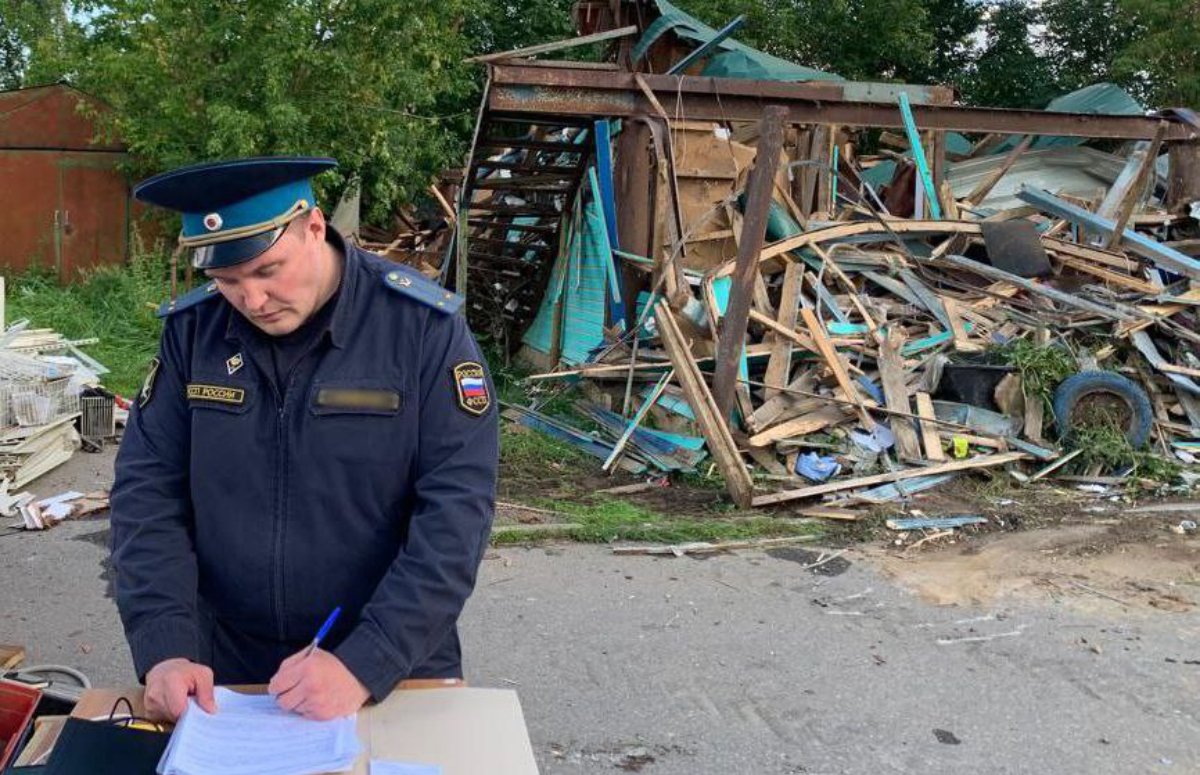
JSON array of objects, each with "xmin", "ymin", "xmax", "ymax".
[{"xmin": 522, "ymin": 184, "xmax": 611, "ymax": 365}]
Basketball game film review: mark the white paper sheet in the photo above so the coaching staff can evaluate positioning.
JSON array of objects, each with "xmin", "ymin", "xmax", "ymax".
[
  {"xmin": 157, "ymin": 687, "xmax": 360, "ymax": 775},
  {"xmin": 370, "ymin": 761, "xmax": 442, "ymax": 775}
]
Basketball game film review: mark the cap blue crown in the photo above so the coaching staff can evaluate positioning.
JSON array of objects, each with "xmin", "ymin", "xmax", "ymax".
[{"xmin": 133, "ymin": 156, "xmax": 338, "ymax": 269}]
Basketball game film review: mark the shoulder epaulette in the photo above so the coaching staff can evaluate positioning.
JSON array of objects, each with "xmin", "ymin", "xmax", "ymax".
[
  {"xmin": 157, "ymin": 280, "xmax": 221, "ymax": 318},
  {"xmin": 383, "ymin": 268, "xmax": 462, "ymax": 315}
]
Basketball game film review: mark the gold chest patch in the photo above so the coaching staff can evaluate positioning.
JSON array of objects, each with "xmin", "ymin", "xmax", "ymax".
[{"xmin": 186, "ymin": 384, "xmax": 246, "ymax": 405}]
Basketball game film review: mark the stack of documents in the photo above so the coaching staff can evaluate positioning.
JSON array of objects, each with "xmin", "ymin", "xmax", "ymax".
[{"xmin": 157, "ymin": 687, "xmax": 360, "ymax": 775}]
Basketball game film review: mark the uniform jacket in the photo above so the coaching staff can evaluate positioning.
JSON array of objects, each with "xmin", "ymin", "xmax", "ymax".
[{"xmin": 110, "ymin": 233, "xmax": 498, "ymax": 699}]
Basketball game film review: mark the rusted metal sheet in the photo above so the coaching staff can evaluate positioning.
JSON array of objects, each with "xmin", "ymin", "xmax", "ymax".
[
  {"xmin": 0, "ymin": 150, "xmax": 129, "ymax": 280},
  {"xmin": 0, "ymin": 85, "xmax": 130, "ymax": 280},
  {"xmin": 488, "ymin": 65, "xmax": 1198, "ymax": 142},
  {"xmin": 0, "ymin": 85, "xmax": 123, "ymax": 151}
]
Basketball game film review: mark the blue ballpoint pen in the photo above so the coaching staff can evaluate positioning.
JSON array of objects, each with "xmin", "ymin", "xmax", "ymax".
[{"xmin": 305, "ymin": 606, "xmax": 342, "ymax": 657}]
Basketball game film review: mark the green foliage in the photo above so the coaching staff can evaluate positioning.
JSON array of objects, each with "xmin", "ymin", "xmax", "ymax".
[
  {"xmin": 962, "ymin": 2, "xmax": 1057, "ymax": 108},
  {"xmin": 6, "ymin": 253, "xmax": 168, "ymax": 396},
  {"xmin": 464, "ymin": 0, "xmax": 575, "ymax": 56},
  {"xmin": 1066, "ymin": 420, "xmax": 1181, "ymax": 483},
  {"xmin": 674, "ymin": 0, "xmax": 978, "ymax": 84},
  {"xmin": 1115, "ymin": 0, "xmax": 1200, "ymax": 108},
  {"xmin": 0, "ymin": 0, "xmax": 74, "ymax": 89},
  {"xmin": 993, "ymin": 339, "xmax": 1076, "ymax": 414},
  {"xmin": 57, "ymin": 0, "xmax": 481, "ymax": 223},
  {"xmin": 1040, "ymin": 0, "xmax": 1141, "ymax": 94}
]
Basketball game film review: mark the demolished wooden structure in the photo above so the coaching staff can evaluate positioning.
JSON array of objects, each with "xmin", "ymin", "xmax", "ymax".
[{"xmin": 457, "ymin": 0, "xmax": 1200, "ymax": 512}]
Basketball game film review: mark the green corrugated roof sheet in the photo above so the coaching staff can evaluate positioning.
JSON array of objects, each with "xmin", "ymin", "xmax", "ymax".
[
  {"xmin": 633, "ymin": 0, "xmax": 842, "ymax": 82},
  {"xmin": 992, "ymin": 83, "xmax": 1144, "ymax": 153}
]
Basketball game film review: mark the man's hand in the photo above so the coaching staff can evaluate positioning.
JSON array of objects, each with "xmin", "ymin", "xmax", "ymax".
[
  {"xmin": 145, "ymin": 658, "xmax": 216, "ymax": 722},
  {"xmin": 268, "ymin": 648, "xmax": 369, "ymax": 720}
]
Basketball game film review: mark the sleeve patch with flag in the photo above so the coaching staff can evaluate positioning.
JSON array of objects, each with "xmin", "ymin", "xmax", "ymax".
[{"xmin": 452, "ymin": 361, "xmax": 490, "ymax": 416}]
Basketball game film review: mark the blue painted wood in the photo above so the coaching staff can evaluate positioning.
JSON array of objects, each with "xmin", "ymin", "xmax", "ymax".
[
  {"xmin": 886, "ymin": 515, "xmax": 986, "ymax": 530},
  {"xmin": 587, "ymin": 165, "xmax": 627, "ymax": 331},
  {"xmin": 666, "ymin": 14, "xmax": 746, "ymax": 74},
  {"xmin": 1015, "ymin": 184, "xmax": 1200, "ymax": 280},
  {"xmin": 898, "ymin": 92, "xmax": 942, "ymax": 219}
]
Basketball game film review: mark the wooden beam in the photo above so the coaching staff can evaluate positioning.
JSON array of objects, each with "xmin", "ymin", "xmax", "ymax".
[
  {"xmin": 877, "ymin": 328, "xmax": 922, "ymax": 461},
  {"xmin": 799, "ymin": 307, "xmax": 875, "ymax": 429},
  {"xmin": 713, "ymin": 105, "xmax": 789, "ymax": 419},
  {"xmin": 748, "ymin": 405, "xmax": 852, "ymax": 446},
  {"xmin": 762, "ymin": 263, "xmax": 803, "ymax": 400},
  {"xmin": 962, "ymin": 135, "xmax": 1033, "ymax": 207},
  {"xmin": 915, "ymin": 392, "xmax": 945, "ymax": 461},
  {"xmin": 655, "ymin": 302, "xmax": 754, "ymax": 508},
  {"xmin": 751, "ymin": 452, "xmax": 1025, "ymax": 507},
  {"xmin": 468, "ymin": 25, "xmax": 638, "ymax": 63},
  {"xmin": 1102, "ymin": 121, "xmax": 1169, "ymax": 249}
]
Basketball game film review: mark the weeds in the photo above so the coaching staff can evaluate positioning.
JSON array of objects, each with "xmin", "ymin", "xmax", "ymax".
[
  {"xmin": 6, "ymin": 252, "xmax": 173, "ymax": 395},
  {"xmin": 1066, "ymin": 419, "xmax": 1181, "ymax": 484},
  {"xmin": 993, "ymin": 339, "xmax": 1075, "ymax": 414},
  {"xmin": 493, "ymin": 496, "xmax": 820, "ymax": 545}
]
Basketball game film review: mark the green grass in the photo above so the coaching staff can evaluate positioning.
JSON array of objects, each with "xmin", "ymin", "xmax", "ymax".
[
  {"xmin": 491, "ymin": 496, "xmax": 822, "ymax": 545},
  {"xmin": 499, "ymin": 422, "xmax": 589, "ymax": 469},
  {"xmin": 6, "ymin": 254, "xmax": 172, "ymax": 396}
]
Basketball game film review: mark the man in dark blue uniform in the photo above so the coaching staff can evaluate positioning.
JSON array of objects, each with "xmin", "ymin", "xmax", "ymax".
[{"xmin": 110, "ymin": 157, "xmax": 498, "ymax": 722}]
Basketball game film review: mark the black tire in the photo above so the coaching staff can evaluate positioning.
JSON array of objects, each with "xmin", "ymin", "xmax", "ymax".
[{"xmin": 1052, "ymin": 370, "xmax": 1153, "ymax": 448}]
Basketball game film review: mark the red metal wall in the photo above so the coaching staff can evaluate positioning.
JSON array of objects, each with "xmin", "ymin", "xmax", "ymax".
[{"xmin": 0, "ymin": 85, "xmax": 130, "ymax": 281}]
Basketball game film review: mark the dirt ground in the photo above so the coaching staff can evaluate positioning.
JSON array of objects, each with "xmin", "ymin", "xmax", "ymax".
[{"xmin": 496, "ymin": 442, "xmax": 1200, "ymax": 620}]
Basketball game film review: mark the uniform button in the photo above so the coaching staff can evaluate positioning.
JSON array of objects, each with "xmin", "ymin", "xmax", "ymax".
[{"xmin": 387, "ymin": 271, "xmax": 399, "ymax": 281}]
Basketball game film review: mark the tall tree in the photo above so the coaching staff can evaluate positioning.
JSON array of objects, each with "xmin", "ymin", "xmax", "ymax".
[
  {"xmin": 69, "ymin": 0, "xmax": 479, "ymax": 222},
  {"xmin": 0, "ymin": 0, "xmax": 71, "ymax": 89},
  {"xmin": 963, "ymin": 1, "xmax": 1056, "ymax": 108},
  {"xmin": 675, "ymin": 0, "xmax": 946, "ymax": 82},
  {"xmin": 914, "ymin": 0, "xmax": 985, "ymax": 85},
  {"xmin": 1040, "ymin": 0, "xmax": 1140, "ymax": 93},
  {"xmin": 1115, "ymin": 0, "xmax": 1200, "ymax": 108}
]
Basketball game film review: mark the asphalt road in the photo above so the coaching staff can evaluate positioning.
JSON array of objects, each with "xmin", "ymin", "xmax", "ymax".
[{"xmin": 2, "ymin": 447, "xmax": 1197, "ymax": 774}]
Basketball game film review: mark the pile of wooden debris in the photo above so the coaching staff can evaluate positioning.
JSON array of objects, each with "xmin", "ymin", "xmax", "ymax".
[{"xmin": 452, "ymin": 6, "xmax": 1200, "ymax": 512}]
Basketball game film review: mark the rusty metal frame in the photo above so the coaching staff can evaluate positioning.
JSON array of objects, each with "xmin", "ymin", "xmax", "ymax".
[{"xmin": 488, "ymin": 65, "xmax": 1199, "ymax": 142}]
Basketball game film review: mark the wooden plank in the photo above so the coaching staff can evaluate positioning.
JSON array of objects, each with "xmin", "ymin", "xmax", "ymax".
[
  {"xmin": 713, "ymin": 105, "xmax": 788, "ymax": 419},
  {"xmin": 936, "ymin": 253, "xmax": 1137, "ymax": 321},
  {"xmin": 1042, "ymin": 237, "xmax": 1141, "ymax": 271},
  {"xmin": 942, "ymin": 297, "xmax": 983, "ymax": 352},
  {"xmin": 763, "ymin": 263, "xmax": 803, "ymax": 400},
  {"xmin": 1101, "ymin": 121, "xmax": 1168, "ymax": 250},
  {"xmin": 1053, "ymin": 255, "xmax": 1160, "ymax": 294},
  {"xmin": 0, "ymin": 643, "xmax": 25, "ymax": 670},
  {"xmin": 748, "ymin": 404, "xmax": 852, "ymax": 447},
  {"xmin": 751, "ymin": 369, "xmax": 818, "ymax": 430},
  {"xmin": 878, "ymin": 328, "xmax": 922, "ymax": 461},
  {"xmin": 746, "ymin": 447, "xmax": 789, "ymax": 476},
  {"xmin": 467, "ymin": 25, "xmax": 639, "ymax": 63},
  {"xmin": 810, "ymin": 244, "xmax": 878, "ymax": 332},
  {"xmin": 655, "ymin": 302, "xmax": 754, "ymax": 508},
  {"xmin": 799, "ymin": 307, "xmax": 875, "ymax": 429},
  {"xmin": 749, "ymin": 308, "xmax": 818, "ymax": 354},
  {"xmin": 756, "ymin": 219, "xmax": 983, "ymax": 269},
  {"xmin": 915, "ymin": 392, "xmax": 945, "ymax": 461},
  {"xmin": 797, "ymin": 507, "xmax": 863, "ymax": 521},
  {"xmin": 751, "ymin": 452, "xmax": 1026, "ymax": 507}
]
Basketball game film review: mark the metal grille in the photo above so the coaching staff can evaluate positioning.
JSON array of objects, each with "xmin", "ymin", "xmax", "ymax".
[
  {"xmin": 0, "ymin": 349, "xmax": 80, "ymax": 430},
  {"xmin": 80, "ymin": 395, "xmax": 116, "ymax": 439}
]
